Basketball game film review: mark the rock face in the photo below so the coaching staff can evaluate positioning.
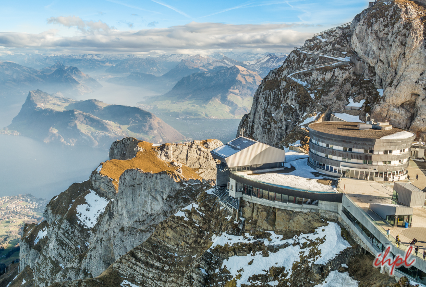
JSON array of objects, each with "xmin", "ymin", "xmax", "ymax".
[
  {"xmin": 44, "ymin": 197, "xmax": 395, "ymax": 287},
  {"xmin": 238, "ymin": 0, "xmax": 426, "ymax": 146},
  {"xmin": 108, "ymin": 137, "xmax": 222, "ymax": 181},
  {"xmin": 154, "ymin": 139, "xmax": 223, "ymax": 181},
  {"xmin": 18, "ymin": 138, "xmax": 215, "ymax": 287}
]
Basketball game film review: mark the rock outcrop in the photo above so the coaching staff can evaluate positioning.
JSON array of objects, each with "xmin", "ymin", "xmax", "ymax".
[
  {"xmin": 17, "ymin": 138, "xmax": 215, "ymax": 286},
  {"xmin": 238, "ymin": 0, "xmax": 426, "ymax": 146}
]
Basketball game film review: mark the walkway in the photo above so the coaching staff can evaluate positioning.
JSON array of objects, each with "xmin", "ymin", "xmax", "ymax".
[
  {"xmin": 286, "ymin": 50, "xmax": 351, "ymax": 88},
  {"xmin": 407, "ymin": 159, "xmax": 426, "ymax": 191},
  {"xmin": 339, "ymin": 177, "xmax": 426, "ymax": 255}
]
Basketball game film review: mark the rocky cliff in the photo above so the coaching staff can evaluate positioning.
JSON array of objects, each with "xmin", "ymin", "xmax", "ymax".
[
  {"xmin": 238, "ymin": 0, "xmax": 426, "ymax": 146},
  {"xmin": 14, "ymin": 138, "xmax": 221, "ymax": 287}
]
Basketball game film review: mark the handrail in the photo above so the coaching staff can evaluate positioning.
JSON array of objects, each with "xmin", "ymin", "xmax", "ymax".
[{"xmin": 340, "ymin": 189, "xmax": 425, "ymax": 262}]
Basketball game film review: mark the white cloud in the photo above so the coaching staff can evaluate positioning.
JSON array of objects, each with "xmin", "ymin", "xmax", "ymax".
[
  {"xmin": 47, "ymin": 16, "xmax": 111, "ymax": 33},
  {"xmin": 0, "ymin": 22, "xmax": 313, "ymax": 54}
]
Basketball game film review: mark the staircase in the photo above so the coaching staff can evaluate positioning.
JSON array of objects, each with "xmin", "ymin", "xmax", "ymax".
[{"xmin": 212, "ymin": 186, "xmax": 239, "ymax": 211}]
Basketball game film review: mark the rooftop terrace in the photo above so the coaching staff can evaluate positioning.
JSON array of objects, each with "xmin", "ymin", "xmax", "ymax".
[
  {"xmin": 309, "ymin": 122, "xmax": 412, "ymax": 140},
  {"xmin": 339, "ymin": 177, "xmax": 426, "ymax": 252}
]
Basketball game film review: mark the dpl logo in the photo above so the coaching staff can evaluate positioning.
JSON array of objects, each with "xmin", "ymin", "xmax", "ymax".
[{"xmin": 373, "ymin": 245, "xmax": 416, "ymax": 275}]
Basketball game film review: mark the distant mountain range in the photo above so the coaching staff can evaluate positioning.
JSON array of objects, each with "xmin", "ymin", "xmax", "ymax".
[
  {"xmin": 244, "ymin": 53, "xmax": 288, "ymax": 77},
  {"xmin": 108, "ymin": 54, "xmax": 284, "ymax": 119},
  {"xmin": 0, "ymin": 61, "xmax": 102, "ymax": 117},
  {"xmin": 141, "ymin": 65, "xmax": 262, "ymax": 118},
  {"xmin": 3, "ymin": 90, "xmax": 184, "ymax": 148},
  {"xmin": 106, "ymin": 57, "xmax": 183, "ymax": 76},
  {"xmin": 0, "ymin": 62, "xmax": 101, "ymax": 95}
]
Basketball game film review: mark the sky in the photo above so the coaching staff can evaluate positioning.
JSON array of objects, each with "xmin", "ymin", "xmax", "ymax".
[{"xmin": 0, "ymin": 0, "xmax": 371, "ymax": 55}]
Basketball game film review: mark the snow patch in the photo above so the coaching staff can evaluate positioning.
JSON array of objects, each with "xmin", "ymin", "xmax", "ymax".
[
  {"xmin": 76, "ymin": 190, "xmax": 109, "ymax": 229},
  {"xmin": 377, "ymin": 89, "xmax": 384, "ymax": 96},
  {"xmin": 34, "ymin": 227, "xmax": 47, "ymax": 245},
  {"xmin": 314, "ymin": 271, "xmax": 358, "ymax": 287},
  {"xmin": 212, "ymin": 223, "xmax": 350, "ymax": 287},
  {"xmin": 239, "ymin": 154, "xmax": 335, "ymax": 192},
  {"xmin": 346, "ymin": 99, "xmax": 365, "ymax": 108},
  {"xmin": 301, "ymin": 114, "xmax": 318, "ymax": 126},
  {"xmin": 380, "ymin": 131, "xmax": 414, "ymax": 140},
  {"xmin": 205, "ymin": 188, "xmax": 215, "ymax": 195},
  {"xmin": 121, "ymin": 280, "xmax": 139, "ymax": 287},
  {"xmin": 244, "ymin": 169, "xmax": 335, "ymax": 192},
  {"xmin": 96, "ymin": 164, "xmax": 102, "ymax": 173},
  {"xmin": 333, "ymin": 113, "xmax": 362, "ymax": 122},
  {"xmin": 174, "ymin": 202, "xmax": 199, "ymax": 221},
  {"xmin": 317, "ymin": 35, "xmax": 327, "ymax": 42}
]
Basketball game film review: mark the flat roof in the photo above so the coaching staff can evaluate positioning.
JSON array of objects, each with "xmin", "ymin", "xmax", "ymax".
[
  {"xmin": 395, "ymin": 182, "xmax": 424, "ymax": 193},
  {"xmin": 309, "ymin": 121, "xmax": 410, "ymax": 139},
  {"xmin": 228, "ymin": 137, "xmax": 257, "ymax": 150}
]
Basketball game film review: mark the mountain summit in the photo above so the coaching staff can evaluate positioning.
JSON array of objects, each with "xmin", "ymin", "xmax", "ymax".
[
  {"xmin": 239, "ymin": 0, "xmax": 426, "ymax": 146},
  {"xmin": 5, "ymin": 90, "xmax": 185, "ymax": 148}
]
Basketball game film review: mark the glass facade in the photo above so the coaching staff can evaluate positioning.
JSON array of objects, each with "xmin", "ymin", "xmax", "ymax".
[{"xmin": 238, "ymin": 182, "xmax": 319, "ymax": 206}]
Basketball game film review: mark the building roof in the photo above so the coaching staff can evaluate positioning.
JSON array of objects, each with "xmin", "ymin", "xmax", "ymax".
[
  {"xmin": 309, "ymin": 121, "xmax": 413, "ymax": 140},
  {"xmin": 370, "ymin": 203, "xmax": 413, "ymax": 216},
  {"xmin": 212, "ymin": 137, "xmax": 257, "ymax": 158},
  {"xmin": 394, "ymin": 182, "xmax": 424, "ymax": 194},
  {"xmin": 228, "ymin": 137, "xmax": 257, "ymax": 150},
  {"xmin": 211, "ymin": 136, "xmax": 286, "ymax": 168}
]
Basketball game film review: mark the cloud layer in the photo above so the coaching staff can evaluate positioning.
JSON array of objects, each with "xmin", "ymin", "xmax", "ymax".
[
  {"xmin": 47, "ymin": 16, "xmax": 111, "ymax": 33},
  {"xmin": 0, "ymin": 18, "xmax": 313, "ymax": 54}
]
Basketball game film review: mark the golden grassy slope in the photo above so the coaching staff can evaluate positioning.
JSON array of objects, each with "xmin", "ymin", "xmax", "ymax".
[{"xmin": 100, "ymin": 141, "xmax": 202, "ymax": 190}]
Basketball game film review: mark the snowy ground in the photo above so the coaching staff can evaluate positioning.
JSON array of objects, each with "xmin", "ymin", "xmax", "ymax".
[
  {"xmin": 76, "ymin": 190, "xmax": 110, "ymax": 229},
  {"xmin": 210, "ymin": 222, "xmax": 351, "ymax": 286},
  {"xmin": 174, "ymin": 202, "xmax": 200, "ymax": 221},
  {"xmin": 333, "ymin": 113, "xmax": 362, "ymax": 122},
  {"xmin": 34, "ymin": 227, "xmax": 47, "ymax": 245},
  {"xmin": 314, "ymin": 271, "xmax": 358, "ymax": 287},
  {"xmin": 241, "ymin": 151, "xmax": 337, "ymax": 192}
]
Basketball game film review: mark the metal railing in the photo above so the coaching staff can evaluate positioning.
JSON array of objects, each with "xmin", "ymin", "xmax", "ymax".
[{"xmin": 340, "ymin": 189, "xmax": 426, "ymax": 263}]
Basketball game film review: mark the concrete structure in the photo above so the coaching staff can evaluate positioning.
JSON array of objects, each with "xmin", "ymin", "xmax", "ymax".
[
  {"xmin": 211, "ymin": 137, "xmax": 286, "ymax": 189},
  {"xmin": 394, "ymin": 182, "xmax": 425, "ymax": 207},
  {"xmin": 369, "ymin": 203, "xmax": 413, "ymax": 227},
  {"xmin": 308, "ymin": 121, "xmax": 415, "ymax": 181},
  {"xmin": 210, "ymin": 136, "xmax": 426, "ymax": 283},
  {"xmin": 411, "ymin": 143, "xmax": 425, "ymax": 159}
]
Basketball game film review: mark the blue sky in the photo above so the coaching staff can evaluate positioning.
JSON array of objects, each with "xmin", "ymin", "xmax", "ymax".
[{"xmin": 0, "ymin": 0, "xmax": 371, "ymax": 54}]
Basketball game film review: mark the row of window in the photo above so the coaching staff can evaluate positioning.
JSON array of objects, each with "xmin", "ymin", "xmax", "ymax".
[
  {"xmin": 235, "ymin": 183, "xmax": 319, "ymax": 205},
  {"xmin": 309, "ymin": 159, "xmax": 408, "ymax": 180},
  {"xmin": 310, "ymin": 139, "xmax": 409, "ymax": 155},
  {"xmin": 310, "ymin": 148, "xmax": 407, "ymax": 165}
]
